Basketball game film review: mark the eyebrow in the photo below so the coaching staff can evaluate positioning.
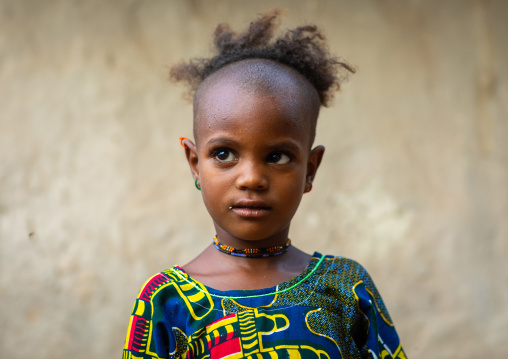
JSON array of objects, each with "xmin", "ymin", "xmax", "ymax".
[
  {"xmin": 206, "ymin": 137, "xmax": 302, "ymax": 153},
  {"xmin": 267, "ymin": 141, "xmax": 301, "ymax": 154},
  {"xmin": 205, "ymin": 137, "xmax": 240, "ymax": 147}
]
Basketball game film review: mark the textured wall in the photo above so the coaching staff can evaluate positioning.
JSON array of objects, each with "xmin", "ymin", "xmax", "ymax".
[{"xmin": 1, "ymin": 0, "xmax": 507, "ymax": 358}]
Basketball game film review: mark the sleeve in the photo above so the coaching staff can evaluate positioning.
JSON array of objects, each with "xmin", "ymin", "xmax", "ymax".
[
  {"xmin": 353, "ymin": 265, "xmax": 408, "ymax": 359},
  {"xmin": 122, "ymin": 273, "xmax": 187, "ymax": 359}
]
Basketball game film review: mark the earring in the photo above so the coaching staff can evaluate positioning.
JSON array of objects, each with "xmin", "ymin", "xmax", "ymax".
[
  {"xmin": 305, "ymin": 182, "xmax": 313, "ymax": 192},
  {"xmin": 195, "ymin": 179, "xmax": 201, "ymax": 191},
  {"xmin": 179, "ymin": 137, "xmax": 188, "ymax": 148}
]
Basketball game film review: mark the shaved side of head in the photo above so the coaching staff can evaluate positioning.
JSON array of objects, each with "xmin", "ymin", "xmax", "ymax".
[{"xmin": 193, "ymin": 59, "xmax": 321, "ymax": 146}]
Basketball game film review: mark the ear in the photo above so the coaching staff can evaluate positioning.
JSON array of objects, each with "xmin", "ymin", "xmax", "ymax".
[
  {"xmin": 182, "ymin": 138, "xmax": 200, "ymax": 181},
  {"xmin": 304, "ymin": 145, "xmax": 325, "ymax": 193}
]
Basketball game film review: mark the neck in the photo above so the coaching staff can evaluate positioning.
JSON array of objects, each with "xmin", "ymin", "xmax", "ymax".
[{"xmin": 181, "ymin": 244, "xmax": 313, "ymax": 291}]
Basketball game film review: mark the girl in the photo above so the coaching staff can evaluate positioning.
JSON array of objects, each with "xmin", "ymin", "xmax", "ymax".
[{"xmin": 123, "ymin": 11, "xmax": 406, "ymax": 359}]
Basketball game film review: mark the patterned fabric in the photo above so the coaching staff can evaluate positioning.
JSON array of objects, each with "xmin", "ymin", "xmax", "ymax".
[{"xmin": 123, "ymin": 253, "xmax": 407, "ymax": 359}]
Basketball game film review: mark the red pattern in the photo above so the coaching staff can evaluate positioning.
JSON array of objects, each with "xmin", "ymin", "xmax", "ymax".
[
  {"xmin": 139, "ymin": 274, "xmax": 168, "ymax": 301},
  {"xmin": 209, "ymin": 338, "xmax": 241, "ymax": 358}
]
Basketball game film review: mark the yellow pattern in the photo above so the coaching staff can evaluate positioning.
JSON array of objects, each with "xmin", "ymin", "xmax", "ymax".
[
  {"xmin": 143, "ymin": 271, "xmax": 215, "ymax": 358},
  {"xmin": 187, "ymin": 291, "xmax": 206, "ymax": 302},
  {"xmin": 126, "ymin": 257, "xmax": 404, "ymax": 358},
  {"xmin": 169, "ymin": 328, "xmax": 188, "ymax": 357},
  {"xmin": 394, "ymin": 345, "xmax": 407, "ymax": 359},
  {"xmin": 219, "ymin": 297, "xmax": 337, "ymax": 358},
  {"xmin": 123, "ymin": 315, "xmax": 135, "ymax": 350},
  {"xmin": 134, "ymin": 300, "xmax": 145, "ymax": 316},
  {"xmin": 304, "ymin": 308, "xmax": 340, "ymax": 356},
  {"xmin": 206, "ymin": 315, "xmax": 237, "ymax": 333},
  {"xmin": 162, "ymin": 271, "xmax": 214, "ymax": 321},
  {"xmin": 365, "ymin": 287, "xmax": 393, "ymax": 326},
  {"xmin": 300, "ymin": 345, "xmax": 331, "ymax": 359},
  {"xmin": 238, "ymin": 311, "xmax": 260, "ymax": 355}
]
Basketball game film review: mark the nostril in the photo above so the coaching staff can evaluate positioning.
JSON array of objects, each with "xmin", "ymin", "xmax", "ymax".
[{"xmin": 236, "ymin": 168, "xmax": 269, "ymax": 190}]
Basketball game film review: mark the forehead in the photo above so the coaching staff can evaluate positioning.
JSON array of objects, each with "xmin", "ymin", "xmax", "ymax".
[
  {"xmin": 193, "ymin": 59, "xmax": 319, "ymax": 143},
  {"xmin": 194, "ymin": 83, "xmax": 308, "ymax": 148}
]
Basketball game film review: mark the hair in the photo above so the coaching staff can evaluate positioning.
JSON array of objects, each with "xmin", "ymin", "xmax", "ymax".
[{"xmin": 169, "ymin": 9, "xmax": 355, "ymax": 107}]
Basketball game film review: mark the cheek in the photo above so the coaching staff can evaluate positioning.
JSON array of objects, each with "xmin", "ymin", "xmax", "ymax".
[
  {"xmin": 289, "ymin": 177, "xmax": 306, "ymax": 194},
  {"xmin": 278, "ymin": 174, "xmax": 306, "ymax": 203},
  {"xmin": 199, "ymin": 169, "xmax": 231, "ymax": 208},
  {"xmin": 201, "ymin": 187, "xmax": 224, "ymax": 221}
]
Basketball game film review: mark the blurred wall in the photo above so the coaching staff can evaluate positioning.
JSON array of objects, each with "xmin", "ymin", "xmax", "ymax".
[{"xmin": 1, "ymin": 0, "xmax": 507, "ymax": 358}]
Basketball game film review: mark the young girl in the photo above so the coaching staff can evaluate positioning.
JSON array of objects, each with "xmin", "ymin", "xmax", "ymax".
[{"xmin": 123, "ymin": 11, "xmax": 406, "ymax": 359}]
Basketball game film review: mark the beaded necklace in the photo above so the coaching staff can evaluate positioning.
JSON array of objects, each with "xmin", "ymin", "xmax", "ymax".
[{"xmin": 213, "ymin": 236, "xmax": 291, "ymax": 258}]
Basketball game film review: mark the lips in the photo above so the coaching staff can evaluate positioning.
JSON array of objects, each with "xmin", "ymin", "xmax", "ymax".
[{"xmin": 230, "ymin": 200, "xmax": 271, "ymax": 218}]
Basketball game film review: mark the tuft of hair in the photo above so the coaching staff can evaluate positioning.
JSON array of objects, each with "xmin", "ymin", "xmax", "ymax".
[{"xmin": 169, "ymin": 9, "xmax": 355, "ymax": 107}]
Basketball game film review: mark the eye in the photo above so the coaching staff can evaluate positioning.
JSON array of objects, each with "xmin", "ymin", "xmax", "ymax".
[
  {"xmin": 213, "ymin": 149, "xmax": 237, "ymax": 162},
  {"xmin": 267, "ymin": 152, "xmax": 291, "ymax": 165}
]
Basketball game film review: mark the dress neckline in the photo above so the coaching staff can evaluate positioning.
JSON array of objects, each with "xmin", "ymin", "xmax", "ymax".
[{"xmin": 170, "ymin": 252, "xmax": 325, "ymax": 299}]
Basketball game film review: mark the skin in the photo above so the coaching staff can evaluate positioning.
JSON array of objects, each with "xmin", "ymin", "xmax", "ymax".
[{"xmin": 181, "ymin": 60, "xmax": 325, "ymax": 291}]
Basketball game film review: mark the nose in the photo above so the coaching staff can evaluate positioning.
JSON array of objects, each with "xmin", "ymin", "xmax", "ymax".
[{"xmin": 236, "ymin": 159, "xmax": 268, "ymax": 191}]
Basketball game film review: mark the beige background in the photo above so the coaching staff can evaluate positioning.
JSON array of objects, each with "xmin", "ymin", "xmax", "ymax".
[{"xmin": 1, "ymin": 0, "xmax": 507, "ymax": 358}]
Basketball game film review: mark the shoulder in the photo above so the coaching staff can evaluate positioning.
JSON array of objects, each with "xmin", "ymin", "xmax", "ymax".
[
  {"xmin": 318, "ymin": 254, "xmax": 371, "ymax": 276},
  {"xmin": 313, "ymin": 253, "xmax": 377, "ymax": 289},
  {"xmin": 134, "ymin": 267, "xmax": 182, "ymax": 302},
  {"xmin": 319, "ymin": 254, "xmax": 395, "ymax": 322}
]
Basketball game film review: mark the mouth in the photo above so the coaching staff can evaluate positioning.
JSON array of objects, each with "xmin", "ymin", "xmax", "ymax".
[{"xmin": 230, "ymin": 200, "xmax": 271, "ymax": 218}]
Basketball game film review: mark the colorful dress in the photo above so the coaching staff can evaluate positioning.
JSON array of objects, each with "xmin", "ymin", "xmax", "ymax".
[{"xmin": 123, "ymin": 252, "xmax": 406, "ymax": 359}]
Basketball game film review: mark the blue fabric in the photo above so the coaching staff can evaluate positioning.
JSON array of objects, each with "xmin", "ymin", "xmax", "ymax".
[{"xmin": 123, "ymin": 253, "xmax": 406, "ymax": 359}]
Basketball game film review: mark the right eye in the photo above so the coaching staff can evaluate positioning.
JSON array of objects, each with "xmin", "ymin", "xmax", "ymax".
[{"xmin": 213, "ymin": 149, "xmax": 236, "ymax": 162}]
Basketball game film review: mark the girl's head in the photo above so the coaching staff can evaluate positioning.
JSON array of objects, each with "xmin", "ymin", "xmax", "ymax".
[{"xmin": 171, "ymin": 10, "xmax": 353, "ymax": 245}]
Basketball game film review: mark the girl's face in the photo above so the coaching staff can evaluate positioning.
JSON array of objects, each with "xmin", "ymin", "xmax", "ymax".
[{"xmin": 185, "ymin": 79, "xmax": 324, "ymax": 247}]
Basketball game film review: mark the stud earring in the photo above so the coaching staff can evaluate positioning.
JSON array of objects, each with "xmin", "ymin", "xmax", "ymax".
[
  {"xmin": 195, "ymin": 179, "xmax": 201, "ymax": 191},
  {"xmin": 305, "ymin": 182, "xmax": 313, "ymax": 192}
]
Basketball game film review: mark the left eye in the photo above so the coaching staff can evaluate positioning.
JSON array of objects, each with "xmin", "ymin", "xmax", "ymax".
[
  {"xmin": 215, "ymin": 150, "xmax": 236, "ymax": 162},
  {"xmin": 267, "ymin": 152, "xmax": 290, "ymax": 164}
]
